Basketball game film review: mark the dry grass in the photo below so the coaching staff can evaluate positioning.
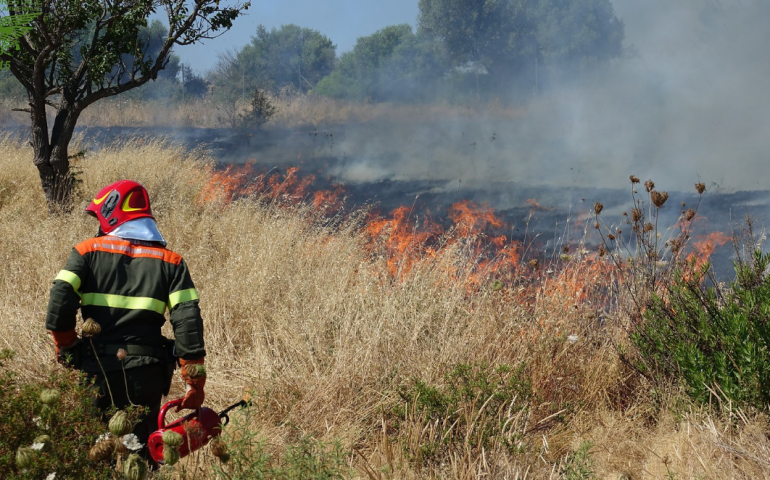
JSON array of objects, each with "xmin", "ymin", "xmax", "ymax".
[
  {"xmin": 0, "ymin": 94, "xmax": 527, "ymax": 130},
  {"xmin": 1, "ymin": 135, "xmax": 769, "ymax": 479}
]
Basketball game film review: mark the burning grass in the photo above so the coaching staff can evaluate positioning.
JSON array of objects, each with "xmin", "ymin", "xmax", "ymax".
[{"xmin": 1, "ymin": 136, "xmax": 769, "ymax": 478}]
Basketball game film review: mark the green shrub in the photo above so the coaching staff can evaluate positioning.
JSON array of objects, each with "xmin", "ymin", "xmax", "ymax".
[
  {"xmin": 237, "ymin": 89, "xmax": 277, "ymax": 132},
  {"xmin": 634, "ymin": 249, "xmax": 770, "ymax": 409},
  {"xmin": 212, "ymin": 404, "xmax": 347, "ymax": 479},
  {"xmin": 0, "ymin": 349, "xmax": 113, "ymax": 479},
  {"xmin": 391, "ymin": 362, "xmax": 531, "ymax": 467},
  {"xmin": 562, "ymin": 441, "xmax": 595, "ymax": 480}
]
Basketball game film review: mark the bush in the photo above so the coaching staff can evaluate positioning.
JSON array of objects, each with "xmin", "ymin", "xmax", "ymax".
[
  {"xmin": 391, "ymin": 362, "xmax": 531, "ymax": 467},
  {"xmin": 0, "ymin": 350, "xmax": 113, "ymax": 479},
  {"xmin": 562, "ymin": 441, "xmax": 595, "ymax": 480},
  {"xmin": 212, "ymin": 404, "xmax": 347, "ymax": 479},
  {"xmin": 635, "ymin": 249, "xmax": 770, "ymax": 409},
  {"xmin": 237, "ymin": 89, "xmax": 277, "ymax": 132}
]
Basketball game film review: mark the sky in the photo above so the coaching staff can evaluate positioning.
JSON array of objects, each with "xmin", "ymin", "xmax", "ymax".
[{"xmin": 175, "ymin": 0, "xmax": 420, "ymax": 73}]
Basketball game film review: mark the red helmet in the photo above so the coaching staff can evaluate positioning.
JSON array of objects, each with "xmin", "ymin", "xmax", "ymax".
[{"xmin": 85, "ymin": 180, "xmax": 154, "ymax": 234}]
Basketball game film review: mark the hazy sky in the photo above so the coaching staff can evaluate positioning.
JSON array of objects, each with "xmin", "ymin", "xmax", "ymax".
[{"xmin": 175, "ymin": 0, "xmax": 420, "ymax": 73}]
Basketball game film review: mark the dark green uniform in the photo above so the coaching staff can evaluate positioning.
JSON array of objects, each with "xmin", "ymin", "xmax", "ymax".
[{"xmin": 45, "ymin": 235, "xmax": 205, "ymax": 456}]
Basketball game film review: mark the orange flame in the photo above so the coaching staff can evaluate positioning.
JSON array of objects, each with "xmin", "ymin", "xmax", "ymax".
[{"xmin": 686, "ymin": 231, "xmax": 730, "ymax": 276}]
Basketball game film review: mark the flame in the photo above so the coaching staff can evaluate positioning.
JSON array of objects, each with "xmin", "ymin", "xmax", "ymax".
[
  {"xmin": 199, "ymin": 164, "xmax": 344, "ymax": 214},
  {"xmin": 685, "ymin": 231, "xmax": 731, "ymax": 277},
  {"xmin": 526, "ymin": 198, "xmax": 552, "ymax": 212},
  {"xmin": 364, "ymin": 200, "xmax": 524, "ymax": 282}
]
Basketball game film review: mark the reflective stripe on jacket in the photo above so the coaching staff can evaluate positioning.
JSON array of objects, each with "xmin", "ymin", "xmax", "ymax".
[{"xmin": 46, "ymin": 236, "xmax": 205, "ymax": 372}]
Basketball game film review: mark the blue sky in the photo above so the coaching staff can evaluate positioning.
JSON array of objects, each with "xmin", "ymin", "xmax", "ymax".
[{"xmin": 174, "ymin": 0, "xmax": 420, "ymax": 73}]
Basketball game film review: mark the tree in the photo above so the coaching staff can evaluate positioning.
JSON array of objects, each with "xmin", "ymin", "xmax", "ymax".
[
  {"xmin": 314, "ymin": 24, "xmax": 449, "ymax": 102},
  {"xmin": 208, "ymin": 24, "xmax": 335, "ymax": 104},
  {"xmin": 418, "ymin": 0, "xmax": 624, "ymax": 94},
  {"xmin": 1, "ymin": 0, "xmax": 249, "ymax": 210}
]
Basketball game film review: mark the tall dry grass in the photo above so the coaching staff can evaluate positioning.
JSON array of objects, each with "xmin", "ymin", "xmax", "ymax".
[
  {"xmin": 0, "ymin": 94, "xmax": 528, "ymax": 130},
  {"xmin": 1, "ymin": 135, "xmax": 769, "ymax": 478}
]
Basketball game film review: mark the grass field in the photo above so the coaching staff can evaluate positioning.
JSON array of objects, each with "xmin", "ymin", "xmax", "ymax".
[{"xmin": 1, "ymin": 135, "xmax": 769, "ymax": 479}]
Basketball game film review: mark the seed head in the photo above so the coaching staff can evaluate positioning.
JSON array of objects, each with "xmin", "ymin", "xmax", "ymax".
[
  {"xmin": 162, "ymin": 430, "xmax": 184, "ymax": 449},
  {"xmin": 163, "ymin": 447, "xmax": 181, "ymax": 466},
  {"xmin": 630, "ymin": 175, "xmax": 640, "ymax": 184},
  {"xmin": 210, "ymin": 437, "xmax": 229, "ymax": 458},
  {"xmin": 645, "ymin": 180, "xmax": 655, "ymax": 192},
  {"xmin": 650, "ymin": 190, "xmax": 669, "ymax": 208},
  {"xmin": 608, "ymin": 234, "xmax": 616, "ymax": 241},
  {"xmin": 644, "ymin": 223, "xmax": 653, "ymax": 233},
  {"xmin": 562, "ymin": 245, "xmax": 570, "ymax": 254},
  {"xmin": 108, "ymin": 410, "xmax": 133, "ymax": 437},
  {"xmin": 593, "ymin": 202, "xmax": 603, "ymax": 215},
  {"xmin": 123, "ymin": 454, "xmax": 148, "ymax": 480},
  {"xmin": 16, "ymin": 447, "xmax": 35, "ymax": 470},
  {"xmin": 598, "ymin": 245, "xmax": 607, "ymax": 257},
  {"xmin": 528, "ymin": 259, "xmax": 539, "ymax": 269},
  {"xmin": 116, "ymin": 349, "xmax": 127, "ymax": 361},
  {"xmin": 40, "ymin": 389, "xmax": 60, "ymax": 405},
  {"xmin": 81, "ymin": 318, "xmax": 101, "ymax": 337},
  {"xmin": 695, "ymin": 182, "xmax": 706, "ymax": 194},
  {"xmin": 686, "ymin": 209, "xmax": 696, "ymax": 221},
  {"xmin": 89, "ymin": 439, "xmax": 116, "ymax": 462},
  {"xmin": 631, "ymin": 208, "xmax": 642, "ymax": 223}
]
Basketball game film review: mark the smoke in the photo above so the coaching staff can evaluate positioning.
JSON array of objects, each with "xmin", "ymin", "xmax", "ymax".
[{"xmin": 276, "ymin": 0, "xmax": 770, "ymax": 199}]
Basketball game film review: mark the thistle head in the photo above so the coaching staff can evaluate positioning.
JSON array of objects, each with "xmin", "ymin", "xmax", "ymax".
[
  {"xmin": 650, "ymin": 190, "xmax": 669, "ymax": 208},
  {"xmin": 40, "ymin": 389, "xmax": 60, "ymax": 405},
  {"xmin": 89, "ymin": 439, "xmax": 116, "ymax": 462},
  {"xmin": 123, "ymin": 454, "xmax": 148, "ymax": 480},
  {"xmin": 108, "ymin": 410, "xmax": 133, "ymax": 437},
  {"xmin": 81, "ymin": 318, "xmax": 101, "ymax": 337},
  {"xmin": 162, "ymin": 430, "xmax": 184, "ymax": 449}
]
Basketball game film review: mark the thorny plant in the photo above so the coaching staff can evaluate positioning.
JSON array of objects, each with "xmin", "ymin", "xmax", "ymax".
[{"xmin": 592, "ymin": 177, "xmax": 709, "ymax": 378}]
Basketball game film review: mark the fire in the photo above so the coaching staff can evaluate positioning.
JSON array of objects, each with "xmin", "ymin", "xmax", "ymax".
[
  {"xmin": 686, "ymin": 231, "xmax": 731, "ymax": 276},
  {"xmin": 364, "ymin": 200, "xmax": 525, "ymax": 282},
  {"xmin": 526, "ymin": 198, "xmax": 551, "ymax": 212},
  {"xmin": 199, "ymin": 163, "xmax": 344, "ymax": 213}
]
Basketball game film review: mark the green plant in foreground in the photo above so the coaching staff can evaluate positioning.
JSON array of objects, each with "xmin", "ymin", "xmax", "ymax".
[
  {"xmin": 212, "ymin": 403, "xmax": 347, "ymax": 479},
  {"xmin": 0, "ymin": 349, "xmax": 113, "ymax": 479},
  {"xmin": 562, "ymin": 441, "xmax": 595, "ymax": 480},
  {"xmin": 635, "ymin": 249, "xmax": 770, "ymax": 410},
  {"xmin": 392, "ymin": 362, "xmax": 531, "ymax": 467}
]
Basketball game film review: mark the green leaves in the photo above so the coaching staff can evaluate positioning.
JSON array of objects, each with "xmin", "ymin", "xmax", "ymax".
[{"xmin": 635, "ymin": 249, "xmax": 770, "ymax": 409}]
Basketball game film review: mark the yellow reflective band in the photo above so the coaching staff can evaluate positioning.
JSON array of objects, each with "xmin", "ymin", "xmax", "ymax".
[
  {"xmin": 81, "ymin": 293, "xmax": 167, "ymax": 314},
  {"xmin": 55, "ymin": 270, "xmax": 81, "ymax": 292},
  {"xmin": 168, "ymin": 288, "xmax": 199, "ymax": 309}
]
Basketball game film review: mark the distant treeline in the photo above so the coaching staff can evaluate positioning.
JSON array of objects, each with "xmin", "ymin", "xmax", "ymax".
[{"xmin": 1, "ymin": 0, "xmax": 625, "ymax": 105}]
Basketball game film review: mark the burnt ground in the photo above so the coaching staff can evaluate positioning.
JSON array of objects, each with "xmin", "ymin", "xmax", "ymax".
[{"xmin": 5, "ymin": 122, "xmax": 769, "ymax": 280}]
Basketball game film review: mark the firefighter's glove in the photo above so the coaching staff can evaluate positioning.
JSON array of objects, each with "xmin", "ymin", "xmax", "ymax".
[
  {"xmin": 51, "ymin": 330, "xmax": 81, "ymax": 366},
  {"xmin": 176, "ymin": 359, "xmax": 206, "ymax": 411}
]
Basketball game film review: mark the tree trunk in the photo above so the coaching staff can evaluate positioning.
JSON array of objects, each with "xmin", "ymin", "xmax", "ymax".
[{"xmin": 31, "ymin": 97, "xmax": 79, "ymax": 213}]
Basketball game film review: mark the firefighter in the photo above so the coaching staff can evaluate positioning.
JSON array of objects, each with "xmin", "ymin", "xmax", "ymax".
[{"xmin": 45, "ymin": 180, "xmax": 206, "ymax": 462}]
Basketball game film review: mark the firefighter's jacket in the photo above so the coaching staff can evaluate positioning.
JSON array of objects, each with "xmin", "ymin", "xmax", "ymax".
[{"xmin": 45, "ymin": 235, "xmax": 205, "ymax": 373}]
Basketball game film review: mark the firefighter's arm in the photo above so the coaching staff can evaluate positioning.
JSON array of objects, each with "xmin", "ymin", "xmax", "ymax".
[
  {"xmin": 46, "ymin": 248, "xmax": 87, "ymax": 357},
  {"xmin": 168, "ymin": 258, "xmax": 206, "ymax": 410}
]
